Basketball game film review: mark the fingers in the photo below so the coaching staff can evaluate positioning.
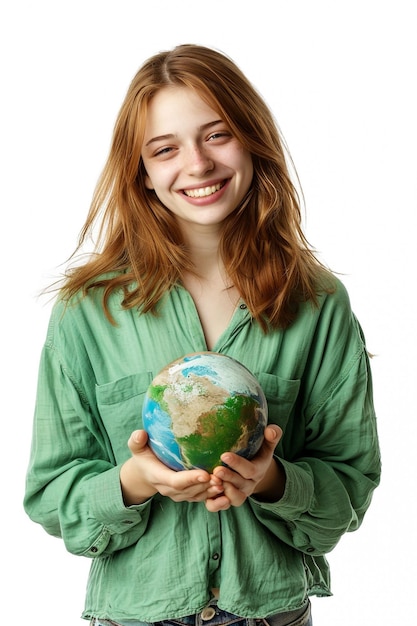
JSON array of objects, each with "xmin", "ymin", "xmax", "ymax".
[
  {"xmin": 158, "ymin": 470, "xmax": 223, "ymax": 503},
  {"xmin": 205, "ymin": 479, "xmax": 247, "ymax": 511},
  {"xmin": 127, "ymin": 429, "xmax": 149, "ymax": 453},
  {"xmin": 206, "ymin": 424, "xmax": 284, "ymax": 510},
  {"xmin": 264, "ymin": 424, "xmax": 283, "ymax": 446},
  {"xmin": 205, "ymin": 493, "xmax": 232, "ymax": 512}
]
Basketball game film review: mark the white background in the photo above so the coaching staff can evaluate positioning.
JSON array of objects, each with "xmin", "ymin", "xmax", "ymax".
[{"xmin": 1, "ymin": 1, "xmax": 415, "ymax": 624}]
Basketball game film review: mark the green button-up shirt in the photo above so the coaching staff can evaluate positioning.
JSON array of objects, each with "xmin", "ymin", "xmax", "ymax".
[{"xmin": 24, "ymin": 278, "xmax": 380, "ymax": 622}]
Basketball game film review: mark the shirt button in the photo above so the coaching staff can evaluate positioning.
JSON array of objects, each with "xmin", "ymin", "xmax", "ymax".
[
  {"xmin": 239, "ymin": 303, "xmax": 247, "ymax": 310},
  {"xmin": 201, "ymin": 607, "xmax": 216, "ymax": 621},
  {"xmin": 212, "ymin": 553, "xmax": 220, "ymax": 560}
]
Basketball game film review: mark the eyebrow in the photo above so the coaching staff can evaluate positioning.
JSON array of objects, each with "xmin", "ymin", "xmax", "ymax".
[{"xmin": 145, "ymin": 119, "xmax": 224, "ymax": 147}]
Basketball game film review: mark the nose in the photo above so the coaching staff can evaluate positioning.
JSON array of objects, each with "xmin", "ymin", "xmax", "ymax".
[{"xmin": 184, "ymin": 143, "xmax": 214, "ymax": 176}]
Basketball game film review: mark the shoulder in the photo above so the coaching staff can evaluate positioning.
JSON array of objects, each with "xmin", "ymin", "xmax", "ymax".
[
  {"xmin": 294, "ymin": 274, "xmax": 365, "ymax": 354},
  {"xmin": 294, "ymin": 273, "xmax": 353, "ymax": 328},
  {"xmin": 47, "ymin": 273, "xmax": 125, "ymax": 341},
  {"xmin": 318, "ymin": 274, "xmax": 352, "ymax": 316},
  {"xmin": 313, "ymin": 275, "xmax": 367, "ymax": 357}
]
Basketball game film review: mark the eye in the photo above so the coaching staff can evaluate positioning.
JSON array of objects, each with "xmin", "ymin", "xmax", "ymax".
[
  {"xmin": 154, "ymin": 146, "xmax": 174, "ymax": 157},
  {"xmin": 207, "ymin": 131, "xmax": 231, "ymax": 142}
]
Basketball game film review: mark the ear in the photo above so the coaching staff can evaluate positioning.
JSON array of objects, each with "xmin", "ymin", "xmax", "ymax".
[{"xmin": 144, "ymin": 175, "xmax": 154, "ymax": 190}]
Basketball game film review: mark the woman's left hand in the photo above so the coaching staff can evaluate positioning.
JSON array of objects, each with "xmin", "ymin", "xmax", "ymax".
[{"xmin": 205, "ymin": 425, "xmax": 285, "ymax": 512}]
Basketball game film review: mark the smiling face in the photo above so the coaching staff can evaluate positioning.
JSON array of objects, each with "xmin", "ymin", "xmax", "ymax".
[{"xmin": 141, "ymin": 86, "xmax": 253, "ymax": 240}]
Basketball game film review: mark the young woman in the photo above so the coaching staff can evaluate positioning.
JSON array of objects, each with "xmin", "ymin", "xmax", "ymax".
[{"xmin": 24, "ymin": 44, "xmax": 381, "ymax": 626}]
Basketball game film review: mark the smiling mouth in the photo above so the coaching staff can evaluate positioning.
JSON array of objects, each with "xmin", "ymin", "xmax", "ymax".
[{"xmin": 183, "ymin": 181, "xmax": 226, "ymax": 198}]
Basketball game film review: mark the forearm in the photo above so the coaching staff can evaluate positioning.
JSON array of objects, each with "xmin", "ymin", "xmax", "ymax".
[
  {"xmin": 25, "ymin": 462, "xmax": 152, "ymax": 557},
  {"xmin": 250, "ymin": 455, "xmax": 380, "ymax": 555}
]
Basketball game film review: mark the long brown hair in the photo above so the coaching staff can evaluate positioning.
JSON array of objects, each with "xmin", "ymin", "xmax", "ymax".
[{"xmin": 59, "ymin": 43, "xmax": 333, "ymax": 330}]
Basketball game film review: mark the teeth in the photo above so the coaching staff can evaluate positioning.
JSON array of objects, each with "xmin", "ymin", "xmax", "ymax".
[{"xmin": 184, "ymin": 182, "xmax": 223, "ymax": 198}]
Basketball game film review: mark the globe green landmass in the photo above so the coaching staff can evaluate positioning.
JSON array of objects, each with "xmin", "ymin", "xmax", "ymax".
[
  {"xmin": 177, "ymin": 395, "xmax": 258, "ymax": 469},
  {"xmin": 148, "ymin": 384, "xmax": 168, "ymax": 405}
]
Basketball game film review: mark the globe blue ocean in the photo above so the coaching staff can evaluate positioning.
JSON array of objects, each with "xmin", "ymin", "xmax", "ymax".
[{"xmin": 143, "ymin": 397, "xmax": 186, "ymax": 471}]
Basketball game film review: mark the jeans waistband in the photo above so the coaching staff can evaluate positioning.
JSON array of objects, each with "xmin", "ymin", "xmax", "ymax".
[
  {"xmin": 92, "ymin": 599, "xmax": 311, "ymax": 626},
  {"xmin": 171, "ymin": 599, "xmax": 309, "ymax": 626}
]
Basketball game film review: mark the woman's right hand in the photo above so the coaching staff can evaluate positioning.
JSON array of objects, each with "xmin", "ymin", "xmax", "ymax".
[{"xmin": 119, "ymin": 430, "xmax": 224, "ymax": 506}]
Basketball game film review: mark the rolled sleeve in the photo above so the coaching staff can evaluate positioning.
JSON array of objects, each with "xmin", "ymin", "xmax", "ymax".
[{"xmin": 83, "ymin": 466, "xmax": 153, "ymax": 556}]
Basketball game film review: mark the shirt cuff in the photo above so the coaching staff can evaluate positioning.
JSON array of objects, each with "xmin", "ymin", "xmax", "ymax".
[
  {"xmin": 251, "ymin": 456, "xmax": 314, "ymax": 519},
  {"xmin": 87, "ymin": 465, "xmax": 152, "ymax": 533}
]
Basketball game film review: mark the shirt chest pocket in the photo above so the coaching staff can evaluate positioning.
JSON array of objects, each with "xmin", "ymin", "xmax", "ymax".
[
  {"xmin": 96, "ymin": 372, "xmax": 152, "ymax": 464},
  {"xmin": 256, "ymin": 372, "xmax": 302, "ymax": 459},
  {"xmin": 256, "ymin": 371, "xmax": 300, "ymax": 430}
]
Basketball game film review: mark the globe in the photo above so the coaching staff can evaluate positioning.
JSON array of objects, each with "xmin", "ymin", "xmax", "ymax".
[{"xmin": 142, "ymin": 352, "xmax": 268, "ymax": 472}]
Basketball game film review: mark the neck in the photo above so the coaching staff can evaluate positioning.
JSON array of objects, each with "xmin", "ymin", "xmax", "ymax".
[{"xmin": 181, "ymin": 224, "xmax": 223, "ymax": 280}]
